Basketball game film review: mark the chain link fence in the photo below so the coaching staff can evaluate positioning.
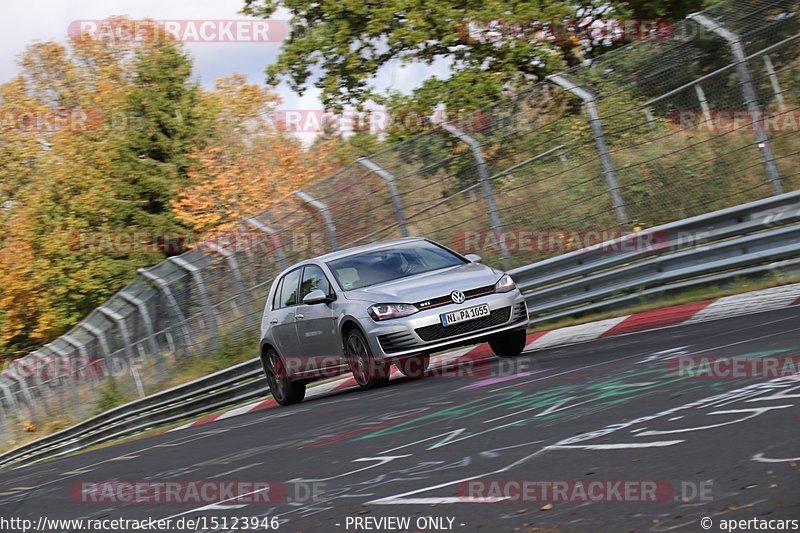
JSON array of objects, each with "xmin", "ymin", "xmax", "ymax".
[{"xmin": 1, "ymin": 0, "xmax": 798, "ymax": 447}]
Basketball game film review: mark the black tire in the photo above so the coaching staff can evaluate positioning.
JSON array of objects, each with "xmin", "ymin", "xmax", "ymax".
[
  {"xmin": 345, "ymin": 328, "xmax": 391, "ymax": 389},
  {"xmin": 488, "ymin": 329, "xmax": 527, "ymax": 358},
  {"xmin": 263, "ymin": 348, "xmax": 306, "ymax": 405},
  {"xmin": 396, "ymin": 354, "xmax": 430, "ymax": 378}
]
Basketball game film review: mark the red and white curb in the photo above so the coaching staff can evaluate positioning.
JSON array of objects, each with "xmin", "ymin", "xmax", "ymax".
[{"xmin": 169, "ymin": 283, "xmax": 800, "ymax": 432}]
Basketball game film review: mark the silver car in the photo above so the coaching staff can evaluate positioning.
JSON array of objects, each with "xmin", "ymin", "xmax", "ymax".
[{"xmin": 259, "ymin": 238, "xmax": 529, "ymax": 405}]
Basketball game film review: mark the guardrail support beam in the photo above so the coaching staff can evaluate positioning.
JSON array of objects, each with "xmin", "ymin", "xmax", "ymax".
[
  {"xmin": 202, "ymin": 243, "xmax": 255, "ymax": 331},
  {"xmin": 245, "ymin": 218, "xmax": 287, "ymax": 269},
  {"xmin": 170, "ymin": 256, "xmax": 219, "ymax": 347},
  {"xmin": 441, "ymin": 123, "xmax": 510, "ymax": 267},
  {"xmin": 293, "ymin": 190, "xmax": 338, "ymax": 251},
  {"xmin": 356, "ymin": 158, "xmax": 410, "ymax": 237},
  {"xmin": 688, "ymin": 13, "xmax": 782, "ymax": 195},
  {"xmin": 98, "ymin": 306, "xmax": 137, "ymax": 366},
  {"xmin": 548, "ymin": 74, "xmax": 630, "ymax": 226},
  {"xmin": 118, "ymin": 292, "xmax": 160, "ymax": 359},
  {"xmin": 138, "ymin": 270, "xmax": 191, "ymax": 358},
  {"xmin": 762, "ymin": 54, "xmax": 787, "ymax": 112}
]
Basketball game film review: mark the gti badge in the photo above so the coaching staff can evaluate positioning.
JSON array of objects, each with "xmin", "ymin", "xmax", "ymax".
[{"xmin": 450, "ymin": 290, "xmax": 466, "ymax": 304}]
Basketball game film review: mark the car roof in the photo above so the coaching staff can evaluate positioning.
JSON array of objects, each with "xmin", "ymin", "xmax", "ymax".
[{"xmin": 313, "ymin": 237, "xmax": 427, "ymax": 263}]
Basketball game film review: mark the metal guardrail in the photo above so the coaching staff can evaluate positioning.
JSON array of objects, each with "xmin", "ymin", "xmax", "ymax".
[
  {"xmin": 0, "ymin": 359, "xmax": 264, "ymax": 469},
  {"xmin": 510, "ymin": 190, "xmax": 800, "ymax": 324},
  {"xmin": 3, "ymin": 191, "xmax": 800, "ymax": 470}
]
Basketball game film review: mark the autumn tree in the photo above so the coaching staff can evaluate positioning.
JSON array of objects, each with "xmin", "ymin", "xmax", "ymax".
[{"xmin": 170, "ymin": 74, "xmax": 338, "ymax": 233}]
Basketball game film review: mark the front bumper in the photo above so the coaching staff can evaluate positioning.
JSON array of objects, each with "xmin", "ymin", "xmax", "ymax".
[{"xmin": 363, "ymin": 291, "xmax": 529, "ymax": 358}]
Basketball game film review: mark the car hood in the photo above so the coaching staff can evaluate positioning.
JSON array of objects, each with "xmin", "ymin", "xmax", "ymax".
[{"xmin": 343, "ymin": 262, "xmax": 502, "ymax": 303}]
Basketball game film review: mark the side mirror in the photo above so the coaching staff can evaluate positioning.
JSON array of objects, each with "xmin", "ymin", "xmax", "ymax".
[
  {"xmin": 464, "ymin": 253, "xmax": 482, "ymax": 263},
  {"xmin": 303, "ymin": 289, "xmax": 331, "ymax": 305}
]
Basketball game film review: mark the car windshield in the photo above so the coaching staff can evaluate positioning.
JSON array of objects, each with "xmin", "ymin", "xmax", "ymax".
[{"xmin": 326, "ymin": 240, "xmax": 466, "ymax": 290}]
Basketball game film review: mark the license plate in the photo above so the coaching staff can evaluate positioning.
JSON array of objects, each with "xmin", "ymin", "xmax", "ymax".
[{"xmin": 441, "ymin": 304, "xmax": 491, "ymax": 326}]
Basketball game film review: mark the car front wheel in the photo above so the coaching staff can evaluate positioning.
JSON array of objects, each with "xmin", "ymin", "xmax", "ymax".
[
  {"xmin": 263, "ymin": 348, "xmax": 306, "ymax": 405},
  {"xmin": 345, "ymin": 329, "xmax": 391, "ymax": 389},
  {"xmin": 488, "ymin": 328, "xmax": 527, "ymax": 358}
]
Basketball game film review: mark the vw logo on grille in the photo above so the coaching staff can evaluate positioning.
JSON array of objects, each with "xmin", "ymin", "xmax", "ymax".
[{"xmin": 450, "ymin": 290, "xmax": 466, "ymax": 304}]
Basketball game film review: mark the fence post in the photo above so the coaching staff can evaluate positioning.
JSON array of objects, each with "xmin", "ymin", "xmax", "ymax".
[
  {"xmin": 762, "ymin": 54, "xmax": 787, "ymax": 112},
  {"xmin": 688, "ymin": 13, "xmax": 782, "ymax": 195},
  {"xmin": 356, "ymin": 157, "xmax": 410, "ymax": 237},
  {"xmin": 80, "ymin": 322, "xmax": 114, "ymax": 373},
  {"xmin": 202, "ymin": 243, "xmax": 255, "ymax": 331},
  {"xmin": 441, "ymin": 122, "xmax": 510, "ymax": 267},
  {"xmin": 5, "ymin": 365, "xmax": 37, "ymax": 425},
  {"xmin": 138, "ymin": 269, "xmax": 191, "ymax": 358},
  {"xmin": 245, "ymin": 218, "xmax": 287, "ymax": 270},
  {"xmin": 46, "ymin": 343, "xmax": 76, "ymax": 414},
  {"xmin": 170, "ymin": 256, "xmax": 219, "ymax": 348},
  {"xmin": 118, "ymin": 291, "xmax": 160, "ymax": 361},
  {"xmin": 98, "ymin": 306, "xmax": 137, "ymax": 366},
  {"xmin": 293, "ymin": 190, "xmax": 339, "ymax": 251},
  {"xmin": 547, "ymin": 74, "xmax": 630, "ymax": 226},
  {"xmin": 694, "ymin": 83, "xmax": 713, "ymax": 124}
]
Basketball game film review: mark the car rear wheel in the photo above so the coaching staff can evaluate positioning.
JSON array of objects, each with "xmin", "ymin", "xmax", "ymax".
[
  {"xmin": 345, "ymin": 329, "xmax": 391, "ymax": 389},
  {"xmin": 263, "ymin": 348, "xmax": 306, "ymax": 405},
  {"xmin": 396, "ymin": 354, "xmax": 430, "ymax": 378},
  {"xmin": 489, "ymin": 329, "xmax": 527, "ymax": 358}
]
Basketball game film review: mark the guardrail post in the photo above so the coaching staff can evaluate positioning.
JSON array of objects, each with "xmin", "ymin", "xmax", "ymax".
[
  {"xmin": 762, "ymin": 55, "xmax": 787, "ymax": 112},
  {"xmin": 441, "ymin": 123, "xmax": 510, "ymax": 267},
  {"xmin": 293, "ymin": 190, "xmax": 339, "ymax": 251},
  {"xmin": 138, "ymin": 269, "xmax": 191, "ymax": 358},
  {"xmin": 202, "ymin": 243, "xmax": 255, "ymax": 331},
  {"xmin": 118, "ymin": 291, "xmax": 161, "ymax": 362},
  {"xmin": 170, "ymin": 256, "xmax": 220, "ymax": 348},
  {"xmin": 356, "ymin": 157, "xmax": 410, "ymax": 237},
  {"xmin": 245, "ymin": 218, "xmax": 287, "ymax": 270},
  {"xmin": 688, "ymin": 13, "xmax": 782, "ymax": 195},
  {"xmin": 548, "ymin": 74, "xmax": 630, "ymax": 226}
]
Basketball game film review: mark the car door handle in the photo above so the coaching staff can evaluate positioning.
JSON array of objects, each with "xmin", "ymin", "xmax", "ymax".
[
  {"xmin": 296, "ymin": 314, "xmax": 304, "ymax": 319},
  {"xmin": 269, "ymin": 319, "xmax": 279, "ymax": 324}
]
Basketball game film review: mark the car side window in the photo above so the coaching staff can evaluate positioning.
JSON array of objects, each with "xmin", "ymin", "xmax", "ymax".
[
  {"xmin": 278, "ymin": 269, "xmax": 301, "ymax": 308},
  {"xmin": 271, "ymin": 277, "xmax": 284, "ymax": 310},
  {"xmin": 300, "ymin": 265, "xmax": 332, "ymax": 301}
]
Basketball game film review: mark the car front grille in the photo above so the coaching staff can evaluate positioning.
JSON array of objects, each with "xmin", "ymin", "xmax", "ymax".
[
  {"xmin": 415, "ymin": 306, "xmax": 512, "ymax": 342},
  {"xmin": 378, "ymin": 331, "xmax": 419, "ymax": 354},
  {"xmin": 415, "ymin": 284, "xmax": 496, "ymax": 310}
]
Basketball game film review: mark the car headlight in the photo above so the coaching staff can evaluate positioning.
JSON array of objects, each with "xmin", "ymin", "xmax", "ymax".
[
  {"xmin": 494, "ymin": 274, "xmax": 516, "ymax": 293},
  {"xmin": 368, "ymin": 303, "xmax": 419, "ymax": 321}
]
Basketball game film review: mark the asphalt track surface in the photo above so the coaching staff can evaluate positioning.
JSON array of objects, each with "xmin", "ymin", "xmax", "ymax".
[{"xmin": 2, "ymin": 308, "xmax": 800, "ymax": 532}]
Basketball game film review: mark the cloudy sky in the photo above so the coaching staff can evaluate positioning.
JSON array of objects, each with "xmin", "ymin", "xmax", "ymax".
[{"xmin": 2, "ymin": 0, "xmax": 449, "ymax": 127}]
